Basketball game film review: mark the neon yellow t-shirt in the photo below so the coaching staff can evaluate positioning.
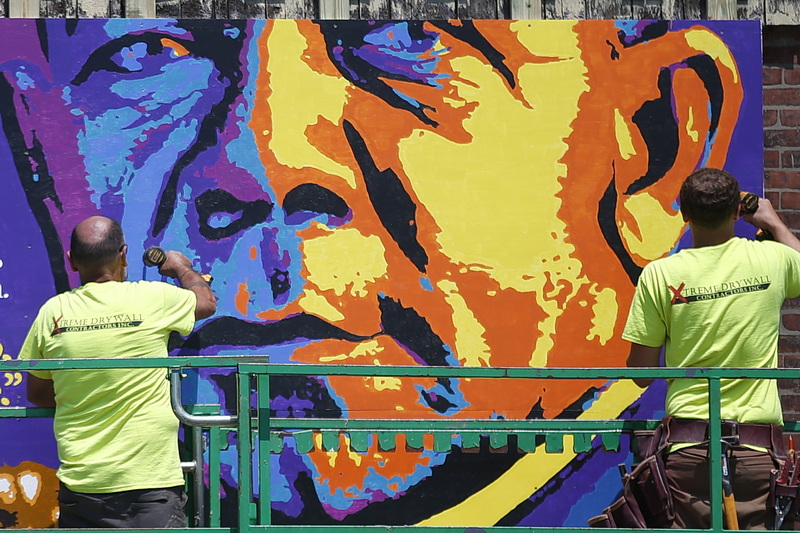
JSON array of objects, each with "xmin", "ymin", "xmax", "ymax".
[
  {"xmin": 622, "ymin": 237, "xmax": 800, "ymax": 426},
  {"xmin": 19, "ymin": 280, "xmax": 197, "ymax": 493}
]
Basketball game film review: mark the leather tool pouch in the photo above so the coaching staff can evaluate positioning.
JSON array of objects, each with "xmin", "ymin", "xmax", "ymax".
[
  {"xmin": 770, "ymin": 463, "xmax": 800, "ymax": 529},
  {"xmin": 589, "ymin": 428, "xmax": 675, "ymax": 528}
]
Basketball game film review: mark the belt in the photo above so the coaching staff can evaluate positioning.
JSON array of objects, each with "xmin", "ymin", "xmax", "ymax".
[{"xmin": 662, "ymin": 417, "xmax": 786, "ymax": 456}]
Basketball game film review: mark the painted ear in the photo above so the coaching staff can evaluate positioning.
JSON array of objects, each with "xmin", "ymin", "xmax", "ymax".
[{"xmin": 610, "ymin": 27, "xmax": 743, "ymax": 266}]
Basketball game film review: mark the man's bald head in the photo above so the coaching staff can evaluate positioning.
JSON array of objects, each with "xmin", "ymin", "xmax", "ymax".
[{"xmin": 70, "ymin": 216, "xmax": 125, "ymax": 270}]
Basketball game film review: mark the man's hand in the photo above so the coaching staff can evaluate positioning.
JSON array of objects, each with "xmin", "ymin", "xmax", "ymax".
[
  {"xmin": 742, "ymin": 197, "xmax": 800, "ymax": 254},
  {"xmin": 626, "ymin": 343, "xmax": 662, "ymax": 388},
  {"xmin": 158, "ymin": 250, "xmax": 194, "ymax": 279},
  {"xmin": 158, "ymin": 251, "xmax": 216, "ymax": 320}
]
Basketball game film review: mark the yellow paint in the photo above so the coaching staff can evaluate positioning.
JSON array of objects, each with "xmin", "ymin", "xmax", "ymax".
[
  {"xmin": 686, "ymin": 108, "xmax": 699, "ymax": 142},
  {"xmin": 437, "ymin": 280, "xmax": 491, "ymax": 367},
  {"xmin": 685, "ymin": 29, "xmax": 738, "ymax": 83},
  {"xmin": 398, "ymin": 22, "xmax": 587, "ymax": 293},
  {"xmin": 316, "ymin": 339, "xmax": 383, "ymax": 363},
  {"xmin": 620, "ymin": 193, "xmax": 685, "ymax": 261},
  {"xmin": 587, "ymin": 285, "xmax": 618, "ymax": 346},
  {"xmin": 614, "ymin": 109, "xmax": 636, "ymax": 160},
  {"xmin": 299, "ymin": 289, "xmax": 346, "ymax": 323},
  {"xmin": 372, "ymin": 376, "xmax": 402, "ymax": 391},
  {"xmin": 304, "ymin": 228, "xmax": 388, "ymax": 297},
  {"xmin": 419, "ymin": 379, "xmax": 644, "ymax": 526},
  {"xmin": 265, "ymin": 21, "xmax": 356, "ymax": 187},
  {"xmin": 398, "ymin": 22, "xmax": 589, "ymax": 371}
]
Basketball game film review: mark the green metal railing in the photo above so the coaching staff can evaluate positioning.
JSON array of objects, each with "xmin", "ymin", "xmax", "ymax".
[{"xmin": 2, "ymin": 355, "xmax": 797, "ymax": 532}]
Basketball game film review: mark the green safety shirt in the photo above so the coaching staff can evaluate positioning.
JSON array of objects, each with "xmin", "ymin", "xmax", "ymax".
[
  {"xmin": 623, "ymin": 237, "xmax": 800, "ymax": 426},
  {"xmin": 19, "ymin": 280, "xmax": 196, "ymax": 493}
]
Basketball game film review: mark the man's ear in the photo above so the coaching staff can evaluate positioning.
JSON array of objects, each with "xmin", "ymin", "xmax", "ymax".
[
  {"xmin": 67, "ymin": 251, "xmax": 78, "ymax": 273},
  {"xmin": 120, "ymin": 245, "xmax": 129, "ymax": 268},
  {"xmin": 609, "ymin": 26, "xmax": 743, "ymax": 266}
]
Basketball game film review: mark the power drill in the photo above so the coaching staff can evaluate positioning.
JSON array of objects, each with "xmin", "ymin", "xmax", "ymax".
[
  {"xmin": 739, "ymin": 192, "xmax": 774, "ymax": 241},
  {"xmin": 143, "ymin": 246, "xmax": 213, "ymax": 284}
]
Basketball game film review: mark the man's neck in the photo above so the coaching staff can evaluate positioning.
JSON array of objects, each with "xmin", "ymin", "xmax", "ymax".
[
  {"xmin": 690, "ymin": 224, "xmax": 736, "ymax": 248},
  {"xmin": 79, "ymin": 270, "xmax": 124, "ymax": 285}
]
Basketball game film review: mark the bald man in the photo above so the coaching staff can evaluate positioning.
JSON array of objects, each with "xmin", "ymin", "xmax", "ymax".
[{"xmin": 19, "ymin": 216, "xmax": 215, "ymax": 528}]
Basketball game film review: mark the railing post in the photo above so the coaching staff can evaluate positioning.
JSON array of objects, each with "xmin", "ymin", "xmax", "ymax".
[
  {"xmin": 258, "ymin": 371, "xmax": 271, "ymax": 525},
  {"xmin": 237, "ymin": 366, "xmax": 253, "ymax": 533},
  {"xmin": 708, "ymin": 377, "xmax": 724, "ymax": 531}
]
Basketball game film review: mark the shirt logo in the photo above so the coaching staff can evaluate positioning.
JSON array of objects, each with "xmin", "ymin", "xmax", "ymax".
[
  {"xmin": 669, "ymin": 276, "xmax": 771, "ymax": 305},
  {"xmin": 50, "ymin": 314, "xmax": 144, "ymax": 336}
]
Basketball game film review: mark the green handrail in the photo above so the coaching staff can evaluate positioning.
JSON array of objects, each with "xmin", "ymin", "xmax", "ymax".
[{"xmin": 2, "ymin": 356, "xmax": 796, "ymax": 532}]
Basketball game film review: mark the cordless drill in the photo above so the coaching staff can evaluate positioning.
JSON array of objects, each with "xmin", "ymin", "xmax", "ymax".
[
  {"xmin": 143, "ymin": 246, "xmax": 213, "ymax": 284},
  {"xmin": 739, "ymin": 192, "xmax": 774, "ymax": 241}
]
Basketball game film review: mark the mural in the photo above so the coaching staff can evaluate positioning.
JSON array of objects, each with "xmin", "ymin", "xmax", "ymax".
[{"xmin": 0, "ymin": 18, "xmax": 762, "ymax": 527}]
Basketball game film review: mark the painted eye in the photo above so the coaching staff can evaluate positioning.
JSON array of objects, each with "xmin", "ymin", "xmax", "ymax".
[
  {"xmin": 72, "ymin": 33, "xmax": 199, "ymax": 85},
  {"xmin": 195, "ymin": 189, "xmax": 273, "ymax": 241}
]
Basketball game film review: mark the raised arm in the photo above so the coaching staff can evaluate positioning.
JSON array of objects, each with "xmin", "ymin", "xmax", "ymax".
[
  {"xmin": 743, "ymin": 197, "xmax": 800, "ymax": 254},
  {"xmin": 158, "ymin": 251, "xmax": 217, "ymax": 320}
]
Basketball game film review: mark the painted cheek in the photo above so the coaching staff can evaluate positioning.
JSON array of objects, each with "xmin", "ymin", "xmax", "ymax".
[{"xmin": 298, "ymin": 226, "xmax": 388, "ymax": 335}]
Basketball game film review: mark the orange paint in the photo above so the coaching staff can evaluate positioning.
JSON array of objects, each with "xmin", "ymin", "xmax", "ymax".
[{"xmin": 235, "ymin": 282, "xmax": 250, "ymax": 316}]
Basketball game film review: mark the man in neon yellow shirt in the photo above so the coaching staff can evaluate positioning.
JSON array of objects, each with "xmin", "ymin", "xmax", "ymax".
[
  {"xmin": 20, "ymin": 216, "xmax": 216, "ymax": 527},
  {"xmin": 624, "ymin": 168, "xmax": 800, "ymax": 529}
]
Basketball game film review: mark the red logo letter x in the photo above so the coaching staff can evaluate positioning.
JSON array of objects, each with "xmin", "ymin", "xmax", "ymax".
[{"xmin": 669, "ymin": 283, "xmax": 689, "ymax": 304}]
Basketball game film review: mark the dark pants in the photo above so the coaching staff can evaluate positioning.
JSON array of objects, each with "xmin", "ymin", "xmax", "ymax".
[
  {"xmin": 58, "ymin": 482, "xmax": 188, "ymax": 528},
  {"xmin": 664, "ymin": 444, "xmax": 779, "ymax": 530}
]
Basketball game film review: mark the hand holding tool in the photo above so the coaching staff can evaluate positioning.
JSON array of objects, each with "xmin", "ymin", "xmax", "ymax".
[
  {"xmin": 739, "ymin": 192, "xmax": 774, "ymax": 241},
  {"xmin": 143, "ymin": 246, "xmax": 213, "ymax": 284}
]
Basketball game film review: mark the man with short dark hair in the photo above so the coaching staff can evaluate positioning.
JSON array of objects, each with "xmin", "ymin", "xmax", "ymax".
[
  {"xmin": 625, "ymin": 167, "xmax": 800, "ymax": 529},
  {"xmin": 20, "ymin": 216, "xmax": 216, "ymax": 527}
]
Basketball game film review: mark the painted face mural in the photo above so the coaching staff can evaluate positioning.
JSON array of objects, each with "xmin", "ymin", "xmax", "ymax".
[{"xmin": 0, "ymin": 19, "xmax": 762, "ymax": 526}]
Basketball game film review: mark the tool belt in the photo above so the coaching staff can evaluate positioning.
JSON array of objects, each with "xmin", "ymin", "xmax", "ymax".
[
  {"xmin": 588, "ymin": 417, "xmax": 787, "ymax": 529},
  {"xmin": 656, "ymin": 418, "xmax": 786, "ymax": 458}
]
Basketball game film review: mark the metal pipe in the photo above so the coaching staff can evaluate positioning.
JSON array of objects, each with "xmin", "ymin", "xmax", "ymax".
[
  {"xmin": 170, "ymin": 371, "xmax": 237, "ymax": 427},
  {"xmin": 193, "ymin": 425, "xmax": 205, "ymax": 527}
]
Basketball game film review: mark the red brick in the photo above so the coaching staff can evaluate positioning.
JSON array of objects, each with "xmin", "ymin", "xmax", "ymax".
[
  {"xmin": 784, "ymin": 313, "xmax": 800, "ymax": 331},
  {"xmin": 781, "ymin": 212, "xmax": 800, "ymax": 229},
  {"xmin": 782, "ymin": 351, "xmax": 800, "ymax": 364},
  {"xmin": 766, "ymin": 130, "xmax": 800, "ymax": 148},
  {"xmin": 782, "ymin": 151, "xmax": 800, "ymax": 168},
  {"xmin": 786, "ymin": 67, "xmax": 800, "ymax": 85},
  {"xmin": 782, "ymin": 191, "xmax": 800, "ymax": 210},
  {"xmin": 765, "ymin": 109, "xmax": 779, "ymax": 127},
  {"xmin": 765, "ymin": 170, "xmax": 800, "ymax": 188},
  {"xmin": 765, "ymin": 149, "xmax": 780, "ymax": 169},
  {"xmin": 764, "ymin": 67, "xmax": 784, "ymax": 85},
  {"xmin": 764, "ymin": 87, "xmax": 800, "ymax": 106},
  {"xmin": 782, "ymin": 109, "xmax": 800, "ymax": 127},
  {"xmin": 785, "ymin": 297, "xmax": 800, "ymax": 310},
  {"xmin": 780, "ymin": 394, "xmax": 800, "ymax": 414},
  {"xmin": 766, "ymin": 191, "xmax": 781, "ymax": 206}
]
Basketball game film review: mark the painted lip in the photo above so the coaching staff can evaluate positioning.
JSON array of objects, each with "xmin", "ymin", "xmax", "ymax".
[
  {"xmin": 175, "ymin": 313, "xmax": 373, "ymax": 352},
  {"xmin": 175, "ymin": 296, "xmax": 453, "ymax": 368}
]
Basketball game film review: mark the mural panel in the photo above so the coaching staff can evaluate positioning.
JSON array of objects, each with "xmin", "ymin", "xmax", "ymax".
[{"xmin": 0, "ymin": 18, "xmax": 762, "ymax": 527}]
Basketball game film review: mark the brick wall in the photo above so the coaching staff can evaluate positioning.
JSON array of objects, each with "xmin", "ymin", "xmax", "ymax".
[{"xmin": 764, "ymin": 27, "xmax": 800, "ymax": 420}]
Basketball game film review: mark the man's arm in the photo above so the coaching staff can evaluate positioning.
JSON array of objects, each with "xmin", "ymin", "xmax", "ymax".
[
  {"xmin": 626, "ymin": 343, "xmax": 662, "ymax": 388},
  {"xmin": 27, "ymin": 375, "xmax": 56, "ymax": 407},
  {"xmin": 159, "ymin": 251, "xmax": 217, "ymax": 320},
  {"xmin": 743, "ymin": 197, "xmax": 800, "ymax": 253}
]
